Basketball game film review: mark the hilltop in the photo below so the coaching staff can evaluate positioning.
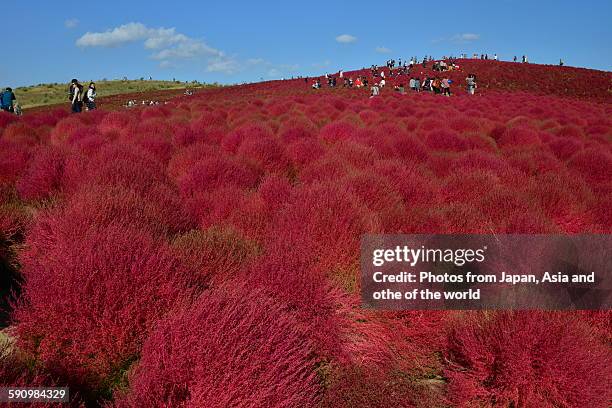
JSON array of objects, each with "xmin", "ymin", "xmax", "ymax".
[
  {"xmin": 16, "ymin": 60, "xmax": 612, "ymax": 117},
  {"xmin": 318, "ymin": 59, "xmax": 612, "ymax": 103}
]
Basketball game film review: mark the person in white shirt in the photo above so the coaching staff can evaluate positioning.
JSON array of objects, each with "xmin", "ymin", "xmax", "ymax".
[
  {"xmin": 370, "ymin": 83, "xmax": 380, "ymax": 97},
  {"xmin": 85, "ymin": 82, "xmax": 97, "ymax": 110},
  {"xmin": 380, "ymin": 78, "xmax": 386, "ymax": 88}
]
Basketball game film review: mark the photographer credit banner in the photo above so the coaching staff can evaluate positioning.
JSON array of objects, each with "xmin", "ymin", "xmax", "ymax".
[{"xmin": 361, "ymin": 234, "xmax": 611, "ymax": 310}]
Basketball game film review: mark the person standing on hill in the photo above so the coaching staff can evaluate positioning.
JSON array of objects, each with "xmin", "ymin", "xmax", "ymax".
[
  {"xmin": 432, "ymin": 78, "xmax": 441, "ymax": 94},
  {"xmin": 85, "ymin": 82, "xmax": 97, "ymax": 110},
  {"xmin": 69, "ymin": 79, "xmax": 84, "ymax": 113},
  {"xmin": 559, "ymin": 59, "xmax": 564, "ymax": 66},
  {"xmin": 441, "ymin": 78, "xmax": 451, "ymax": 96},
  {"xmin": 370, "ymin": 82, "xmax": 380, "ymax": 97},
  {"xmin": 0, "ymin": 87, "xmax": 16, "ymax": 113},
  {"xmin": 466, "ymin": 74, "xmax": 477, "ymax": 95}
]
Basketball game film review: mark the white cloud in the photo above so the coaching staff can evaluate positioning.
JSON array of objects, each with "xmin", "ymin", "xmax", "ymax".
[
  {"xmin": 65, "ymin": 19, "xmax": 79, "ymax": 29},
  {"xmin": 76, "ymin": 22, "xmax": 151, "ymax": 47},
  {"xmin": 159, "ymin": 60, "xmax": 177, "ymax": 69},
  {"xmin": 452, "ymin": 33, "xmax": 480, "ymax": 42},
  {"xmin": 151, "ymin": 41, "xmax": 222, "ymax": 60},
  {"xmin": 375, "ymin": 46, "xmax": 392, "ymax": 53},
  {"xmin": 76, "ymin": 22, "xmax": 231, "ymax": 69},
  {"xmin": 246, "ymin": 58, "xmax": 265, "ymax": 65},
  {"xmin": 207, "ymin": 57, "xmax": 240, "ymax": 74},
  {"xmin": 144, "ymin": 28, "xmax": 189, "ymax": 49},
  {"xmin": 75, "ymin": 22, "xmax": 296, "ymax": 77},
  {"xmin": 336, "ymin": 34, "xmax": 357, "ymax": 43}
]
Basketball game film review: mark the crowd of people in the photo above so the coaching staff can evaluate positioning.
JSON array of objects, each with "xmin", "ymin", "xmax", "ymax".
[
  {"xmin": 124, "ymin": 99, "xmax": 168, "ymax": 108},
  {"xmin": 312, "ymin": 58, "xmax": 481, "ymax": 98}
]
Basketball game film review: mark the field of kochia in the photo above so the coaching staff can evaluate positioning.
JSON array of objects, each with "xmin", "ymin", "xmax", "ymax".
[{"xmin": 0, "ymin": 59, "xmax": 610, "ymax": 407}]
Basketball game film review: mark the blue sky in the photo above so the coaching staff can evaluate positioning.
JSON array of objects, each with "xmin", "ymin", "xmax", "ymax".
[{"xmin": 2, "ymin": 0, "xmax": 611, "ymax": 87}]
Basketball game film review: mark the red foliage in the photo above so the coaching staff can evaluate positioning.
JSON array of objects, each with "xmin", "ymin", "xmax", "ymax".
[
  {"xmin": 0, "ymin": 60, "xmax": 609, "ymax": 406},
  {"xmin": 0, "ymin": 140, "xmax": 30, "ymax": 185},
  {"xmin": 63, "ymin": 144, "xmax": 168, "ymax": 195},
  {"xmin": 444, "ymin": 311, "xmax": 612, "ymax": 408},
  {"xmin": 113, "ymin": 284, "xmax": 320, "ymax": 408},
  {"xmin": 16, "ymin": 145, "xmax": 67, "ymax": 201},
  {"xmin": 177, "ymin": 156, "xmax": 261, "ymax": 197},
  {"xmin": 567, "ymin": 147, "xmax": 612, "ymax": 184},
  {"xmin": 14, "ymin": 221, "xmax": 195, "ymax": 394}
]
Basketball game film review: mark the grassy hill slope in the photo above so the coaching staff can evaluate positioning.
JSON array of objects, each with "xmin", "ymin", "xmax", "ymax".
[{"xmin": 13, "ymin": 79, "xmax": 217, "ymax": 109}]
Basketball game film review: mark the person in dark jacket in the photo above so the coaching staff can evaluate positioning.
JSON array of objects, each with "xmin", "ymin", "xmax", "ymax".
[
  {"xmin": 0, "ymin": 87, "xmax": 16, "ymax": 113},
  {"xmin": 69, "ymin": 79, "xmax": 84, "ymax": 113}
]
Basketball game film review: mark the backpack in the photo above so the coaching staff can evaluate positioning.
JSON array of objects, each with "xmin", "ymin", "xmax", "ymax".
[
  {"xmin": 69, "ymin": 84, "xmax": 84, "ymax": 102},
  {"xmin": 0, "ymin": 91, "xmax": 5, "ymax": 108}
]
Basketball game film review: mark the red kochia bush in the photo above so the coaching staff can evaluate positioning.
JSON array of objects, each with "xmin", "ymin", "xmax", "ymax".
[
  {"xmin": 221, "ymin": 123, "xmax": 273, "ymax": 153},
  {"xmin": 113, "ymin": 284, "xmax": 320, "ymax": 408},
  {"xmin": 58, "ymin": 183, "xmax": 194, "ymax": 237},
  {"xmin": 177, "ymin": 156, "xmax": 260, "ymax": 197},
  {"xmin": 63, "ymin": 144, "xmax": 167, "ymax": 195},
  {"xmin": 257, "ymin": 174, "xmax": 292, "ymax": 211},
  {"xmin": 236, "ymin": 136, "xmax": 289, "ymax": 173},
  {"xmin": 270, "ymin": 183, "xmax": 379, "ymax": 273},
  {"xmin": 495, "ymin": 125, "xmax": 543, "ymax": 147},
  {"xmin": 319, "ymin": 121, "xmax": 358, "ymax": 143},
  {"xmin": 425, "ymin": 129, "xmax": 469, "ymax": 152},
  {"xmin": 14, "ymin": 221, "xmax": 194, "ymax": 394},
  {"xmin": 16, "ymin": 145, "xmax": 67, "ymax": 201},
  {"xmin": 444, "ymin": 311, "xmax": 612, "ymax": 408},
  {"xmin": 567, "ymin": 148, "xmax": 612, "ymax": 184},
  {"xmin": 0, "ymin": 111, "xmax": 18, "ymax": 130},
  {"xmin": 2, "ymin": 122, "xmax": 43, "ymax": 146},
  {"xmin": 0, "ymin": 140, "xmax": 30, "ymax": 185},
  {"xmin": 547, "ymin": 136, "xmax": 583, "ymax": 160},
  {"xmin": 171, "ymin": 227, "xmax": 259, "ymax": 287},
  {"xmin": 285, "ymin": 138, "xmax": 325, "ymax": 168}
]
